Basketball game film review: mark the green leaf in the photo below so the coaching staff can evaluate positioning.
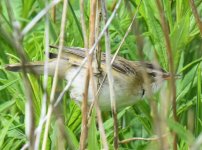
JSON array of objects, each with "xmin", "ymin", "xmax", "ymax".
[
  {"xmin": 3, "ymin": 140, "xmax": 23, "ymax": 150},
  {"xmin": 21, "ymin": 0, "xmax": 36, "ymax": 27},
  {"xmin": 67, "ymin": 101, "xmax": 81, "ymax": 132},
  {"xmin": 0, "ymin": 115, "xmax": 17, "ymax": 148},
  {"xmin": 88, "ymin": 110, "xmax": 99, "ymax": 150},
  {"xmin": 104, "ymin": 109, "xmax": 126, "ymax": 130},
  {"xmin": 141, "ymin": 0, "xmax": 167, "ymax": 68},
  {"xmin": 195, "ymin": 63, "xmax": 202, "ymax": 135},
  {"xmin": 65, "ymin": 127, "xmax": 79, "ymax": 149},
  {"xmin": 179, "ymin": 57, "xmax": 202, "ymax": 73},
  {"xmin": 68, "ymin": 1, "xmax": 83, "ymax": 42},
  {"xmin": 0, "ymin": 100, "xmax": 15, "ymax": 113},
  {"xmin": 16, "ymin": 98, "xmax": 25, "ymax": 114},
  {"xmin": 2, "ymin": 139, "xmax": 15, "ymax": 150},
  {"xmin": 167, "ymin": 119, "xmax": 194, "ymax": 145},
  {"xmin": 0, "ymin": 79, "xmax": 18, "ymax": 91},
  {"xmin": 170, "ymin": 14, "xmax": 190, "ymax": 69},
  {"xmin": 177, "ymin": 65, "xmax": 198, "ymax": 100}
]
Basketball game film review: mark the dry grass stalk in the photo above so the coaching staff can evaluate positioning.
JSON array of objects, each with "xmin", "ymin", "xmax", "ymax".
[
  {"xmin": 156, "ymin": 0, "xmax": 177, "ymax": 149},
  {"xmin": 95, "ymin": 0, "xmax": 102, "ymax": 76},
  {"xmin": 42, "ymin": 0, "xmax": 69, "ymax": 149},
  {"xmin": 189, "ymin": 0, "xmax": 202, "ymax": 35},
  {"xmin": 80, "ymin": 0, "xmax": 88, "ymax": 48},
  {"xmin": 80, "ymin": 0, "xmax": 97, "ymax": 149},
  {"xmin": 94, "ymin": 1, "xmax": 109, "ymax": 149},
  {"xmin": 101, "ymin": 0, "xmax": 118, "ymax": 149},
  {"xmin": 51, "ymin": 0, "xmax": 56, "ymax": 22},
  {"xmin": 79, "ymin": 0, "xmax": 89, "ymax": 146},
  {"xmin": 79, "ymin": 71, "xmax": 90, "ymax": 150}
]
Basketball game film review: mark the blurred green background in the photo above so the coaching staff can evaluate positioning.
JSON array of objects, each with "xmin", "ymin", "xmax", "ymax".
[{"xmin": 0, "ymin": 0, "xmax": 202, "ymax": 149}]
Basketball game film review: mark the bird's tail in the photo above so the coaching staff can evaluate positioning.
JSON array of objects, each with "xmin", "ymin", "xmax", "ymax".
[
  {"xmin": 5, "ymin": 57, "xmax": 70, "ymax": 79},
  {"xmin": 5, "ymin": 62, "xmax": 45, "ymax": 75}
]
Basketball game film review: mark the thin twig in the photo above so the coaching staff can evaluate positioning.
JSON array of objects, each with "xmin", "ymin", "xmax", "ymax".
[
  {"xmin": 189, "ymin": 0, "xmax": 202, "ymax": 35},
  {"xmin": 156, "ymin": 0, "xmax": 177, "ymax": 150},
  {"xmin": 101, "ymin": 0, "xmax": 118, "ymax": 149},
  {"xmin": 42, "ymin": 0, "xmax": 69, "ymax": 149}
]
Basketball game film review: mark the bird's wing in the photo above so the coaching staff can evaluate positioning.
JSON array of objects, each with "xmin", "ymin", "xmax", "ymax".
[
  {"xmin": 50, "ymin": 45, "xmax": 138, "ymax": 75},
  {"xmin": 6, "ymin": 45, "xmax": 138, "ymax": 78},
  {"xmin": 50, "ymin": 45, "xmax": 86, "ymax": 58}
]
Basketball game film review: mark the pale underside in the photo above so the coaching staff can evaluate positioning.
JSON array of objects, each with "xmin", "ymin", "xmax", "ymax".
[{"xmin": 65, "ymin": 67, "xmax": 145, "ymax": 110}]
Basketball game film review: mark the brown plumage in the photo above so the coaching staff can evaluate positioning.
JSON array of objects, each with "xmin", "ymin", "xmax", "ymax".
[{"xmin": 5, "ymin": 46, "xmax": 170, "ymax": 110}]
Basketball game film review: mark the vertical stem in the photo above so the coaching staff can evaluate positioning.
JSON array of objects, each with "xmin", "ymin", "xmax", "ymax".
[
  {"xmin": 42, "ymin": 0, "xmax": 69, "ymax": 149},
  {"xmin": 95, "ymin": 0, "xmax": 102, "ymax": 75},
  {"xmin": 189, "ymin": 0, "xmax": 202, "ymax": 36},
  {"xmin": 80, "ymin": 0, "xmax": 88, "ymax": 48},
  {"xmin": 79, "ymin": 70, "xmax": 90, "ymax": 150},
  {"xmin": 101, "ymin": 0, "xmax": 118, "ymax": 149},
  {"xmin": 88, "ymin": 5, "xmax": 109, "ymax": 149},
  {"xmin": 79, "ymin": 0, "xmax": 89, "ymax": 148},
  {"xmin": 79, "ymin": 0, "xmax": 97, "ymax": 149},
  {"xmin": 51, "ymin": 0, "xmax": 56, "ymax": 22},
  {"xmin": 156, "ymin": 0, "xmax": 177, "ymax": 150}
]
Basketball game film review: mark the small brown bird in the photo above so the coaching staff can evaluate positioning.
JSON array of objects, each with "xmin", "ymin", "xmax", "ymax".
[{"xmin": 6, "ymin": 46, "xmax": 170, "ymax": 110}]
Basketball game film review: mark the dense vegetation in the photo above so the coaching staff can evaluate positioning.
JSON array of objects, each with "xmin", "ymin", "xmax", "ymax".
[{"xmin": 0, "ymin": 0, "xmax": 202, "ymax": 149}]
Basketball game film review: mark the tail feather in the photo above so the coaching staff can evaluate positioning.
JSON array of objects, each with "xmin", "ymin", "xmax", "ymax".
[
  {"xmin": 5, "ymin": 64, "xmax": 23, "ymax": 72},
  {"xmin": 5, "ymin": 59, "xmax": 71, "ymax": 79},
  {"xmin": 5, "ymin": 63, "xmax": 44, "ymax": 74}
]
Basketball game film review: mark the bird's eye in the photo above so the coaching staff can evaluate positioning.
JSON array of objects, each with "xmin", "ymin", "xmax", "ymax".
[{"xmin": 148, "ymin": 72, "xmax": 156, "ymax": 77}]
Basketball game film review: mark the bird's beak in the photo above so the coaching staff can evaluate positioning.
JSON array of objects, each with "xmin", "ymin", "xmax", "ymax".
[{"xmin": 163, "ymin": 73, "xmax": 181, "ymax": 80}]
